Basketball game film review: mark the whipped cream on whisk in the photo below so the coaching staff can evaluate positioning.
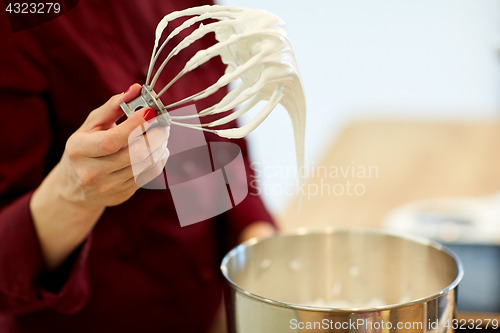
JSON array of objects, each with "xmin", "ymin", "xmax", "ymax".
[{"xmin": 146, "ymin": 5, "xmax": 306, "ymax": 190}]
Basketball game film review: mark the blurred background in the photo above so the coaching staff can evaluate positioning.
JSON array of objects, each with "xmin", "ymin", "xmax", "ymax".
[
  {"xmin": 219, "ymin": 0, "xmax": 500, "ymax": 214},
  {"xmin": 218, "ymin": 0, "xmax": 500, "ymax": 317}
]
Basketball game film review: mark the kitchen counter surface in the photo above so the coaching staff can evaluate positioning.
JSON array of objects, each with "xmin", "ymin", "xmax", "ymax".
[{"xmin": 279, "ymin": 119, "xmax": 500, "ymax": 229}]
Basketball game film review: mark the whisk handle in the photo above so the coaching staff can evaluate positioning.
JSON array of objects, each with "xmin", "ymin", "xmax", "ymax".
[{"xmin": 119, "ymin": 85, "xmax": 170, "ymax": 126}]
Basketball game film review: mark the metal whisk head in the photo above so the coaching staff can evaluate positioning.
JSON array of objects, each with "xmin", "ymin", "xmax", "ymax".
[{"xmin": 120, "ymin": 5, "xmax": 306, "ymax": 145}]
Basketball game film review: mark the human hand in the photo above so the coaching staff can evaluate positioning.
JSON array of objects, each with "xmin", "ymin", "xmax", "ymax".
[
  {"xmin": 30, "ymin": 83, "xmax": 170, "ymax": 269},
  {"xmin": 58, "ymin": 83, "xmax": 170, "ymax": 209}
]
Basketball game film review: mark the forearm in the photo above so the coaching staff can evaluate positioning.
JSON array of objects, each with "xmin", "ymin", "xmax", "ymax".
[
  {"xmin": 0, "ymin": 191, "xmax": 93, "ymax": 314},
  {"xmin": 30, "ymin": 163, "xmax": 104, "ymax": 271}
]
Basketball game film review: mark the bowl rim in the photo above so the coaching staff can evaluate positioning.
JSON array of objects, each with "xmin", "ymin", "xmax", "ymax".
[{"xmin": 220, "ymin": 227, "xmax": 464, "ymax": 312}]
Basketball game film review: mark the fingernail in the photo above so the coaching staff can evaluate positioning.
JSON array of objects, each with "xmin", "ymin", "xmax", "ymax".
[
  {"xmin": 144, "ymin": 108, "xmax": 157, "ymax": 122},
  {"xmin": 124, "ymin": 84, "xmax": 134, "ymax": 94}
]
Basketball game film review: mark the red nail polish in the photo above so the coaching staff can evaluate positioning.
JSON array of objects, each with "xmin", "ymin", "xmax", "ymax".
[
  {"xmin": 144, "ymin": 108, "xmax": 157, "ymax": 122},
  {"xmin": 124, "ymin": 84, "xmax": 134, "ymax": 94}
]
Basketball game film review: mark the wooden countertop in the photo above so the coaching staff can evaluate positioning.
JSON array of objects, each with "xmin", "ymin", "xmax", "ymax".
[{"xmin": 278, "ymin": 120, "xmax": 500, "ymax": 230}]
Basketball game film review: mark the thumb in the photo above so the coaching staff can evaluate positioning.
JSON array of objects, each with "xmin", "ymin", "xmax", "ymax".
[
  {"xmin": 76, "ymin": 107, "xmax": 156, "ymax": 158},
  {"xmin": 108, "ymin": 106, "xmax": 158, "ymax": 148},
  {"xmin": 81, "ymin": 83, "xmax": 142, "ymax": 132}
]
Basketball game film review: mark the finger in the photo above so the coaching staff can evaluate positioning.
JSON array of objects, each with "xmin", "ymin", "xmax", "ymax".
[
  {"xmin": 77, "ymin": 107, "xmax": 154, "ymax": 157},
  {"xmin": 127, "ymin": 126, "xmax": 170, "ymax": 166},
  {"xmin": 126, "ymin": 115, "xmax": 161, "ymax": 142},
  {"xmin": 81, "ymin": 83, "xmax": 142, "ymax": 132},
  {"xmin": 131, "ymin": 143, "xmax": 169, "ymax": 176},
  {"xmin": 105, "ymin": 106, "xmax": 160, "ymax": 151},
  {"xmin": 141, "ymin": 145, "xmax": 170, "ymax": 174},
  {"xmin": 96, "ymin": 125, "xmax": 170, "ymax": 172},
  {"xmin": 110, "ymin": 146, "xmax": 170, "ymax": 187},
  {"xmin": 133, "ymin": 149, "xmax": 170, "ymax": 188},
  {"xmin": 149, "ymin": 142, "xmax": 169, "ymax": 167}
]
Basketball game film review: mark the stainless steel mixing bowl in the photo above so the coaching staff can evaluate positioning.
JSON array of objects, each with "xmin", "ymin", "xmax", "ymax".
[{"xmin": 221, "ymin": 228, "xmax": 463, "ymax": 333}]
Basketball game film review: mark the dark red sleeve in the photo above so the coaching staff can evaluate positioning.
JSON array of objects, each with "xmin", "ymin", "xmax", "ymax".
[
  {"xmin": 0, "ymin": 12, "xmax": 91, "ymax": 315},
  {"xmin": 0, "ymin": 192, "xmax": 92, "ymax": 315}
]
